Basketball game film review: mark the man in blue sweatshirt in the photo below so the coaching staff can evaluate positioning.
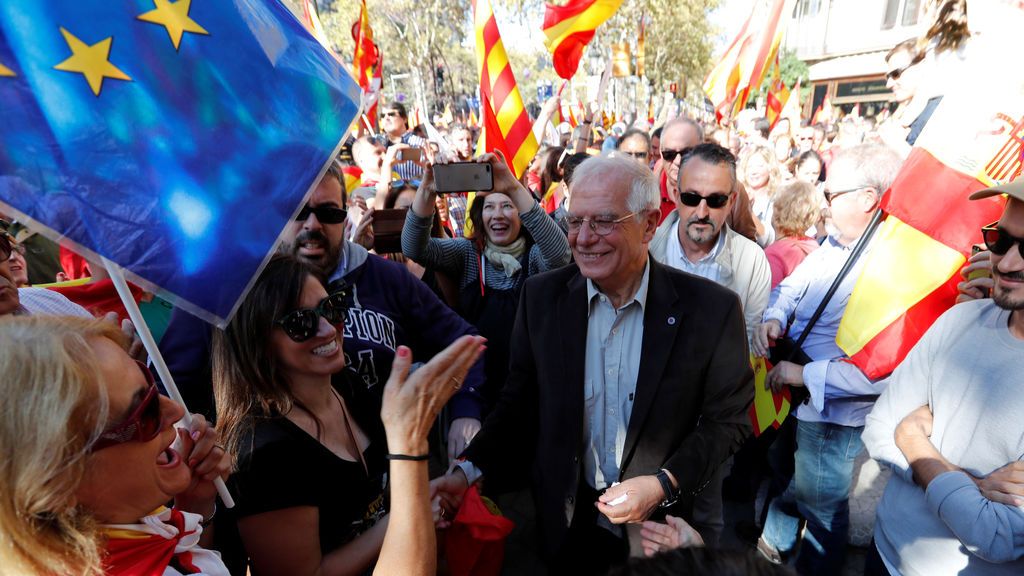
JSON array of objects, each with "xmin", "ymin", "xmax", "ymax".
[{"xmin": 281, "ymin": 162, "xmax": 486, "ymax": 457}]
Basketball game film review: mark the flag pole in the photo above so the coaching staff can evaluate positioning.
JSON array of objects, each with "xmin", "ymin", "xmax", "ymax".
[{"xmin": 101, "ymin": 257, "xmax": 235, "ymax": 509}]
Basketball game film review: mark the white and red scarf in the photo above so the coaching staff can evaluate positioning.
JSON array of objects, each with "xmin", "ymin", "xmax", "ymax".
[{"xmin": 101, "ymin": 507, "xmax": 229, "ymax": 576}]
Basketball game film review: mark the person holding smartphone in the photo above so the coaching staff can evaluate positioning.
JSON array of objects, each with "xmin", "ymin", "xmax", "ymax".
[{"xmin": 402, "ymin": 152, "xmax": 571, "ymax": 455}]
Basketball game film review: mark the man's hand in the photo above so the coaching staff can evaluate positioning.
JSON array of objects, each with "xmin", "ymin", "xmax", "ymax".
[
  {"xmin": 351, "ymin": 207, "xmax": 375, "ymax": 251},
  {"xmin": 640, "ymin": 515, "xmax": 704, "ymax": 556},
  {"xmin": 752, "ymin": 319, "xmax": 782, "ymax": 358},
  {"xmin": 956, "ymin": 249, "xmax": 993, "ymax": 304},
  {"xmin": 973, "ymin": 461, "xmax": 1024, "ymax": 507},
  {"xmin": 765, "ymin": 360, "xmax": 804, "ymax": 394},
  {"xmin": 447, "ymin": 417, "xmax": 481, "ymax": 462},
  {"xmin": 596, "ymin": 475, "xmax": 665, "ymax": 524}
]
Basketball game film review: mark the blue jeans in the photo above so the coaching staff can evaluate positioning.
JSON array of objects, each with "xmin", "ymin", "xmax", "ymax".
[{"xmin": 761, "ymin": 419, "xmax": 864, "ymax": 575}]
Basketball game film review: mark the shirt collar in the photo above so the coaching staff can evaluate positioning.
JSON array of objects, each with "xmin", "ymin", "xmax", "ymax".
[{"xmin": 586, "ymin": 256, "xmax": 651, "ymax": 315}]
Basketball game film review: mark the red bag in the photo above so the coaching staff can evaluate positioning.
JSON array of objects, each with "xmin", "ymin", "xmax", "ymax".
[{"xmin": 444, "ymin": 486, "xmax": 514, "ymax": 576}]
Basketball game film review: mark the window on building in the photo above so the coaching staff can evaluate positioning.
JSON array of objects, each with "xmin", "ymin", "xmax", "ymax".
[
  {"xmin": 882, "ymin": 0, "xmax": 900, "ymax": 29},
  {"xmin": 902, "ymin": 0, "xmax": 921, "ymax": 26},
  {"xmin": 794, "ymin": 0, "xmax": 821, "ymax": 18}
]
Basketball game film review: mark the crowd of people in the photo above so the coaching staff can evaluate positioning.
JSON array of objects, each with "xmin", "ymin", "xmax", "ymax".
[{"xmin": 2, "ymin": 2, "xmax": 1023, "ymax": 575}]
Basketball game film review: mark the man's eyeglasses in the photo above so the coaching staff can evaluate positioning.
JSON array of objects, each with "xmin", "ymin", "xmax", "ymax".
[
  {"xmin": 679, "ymin": 191, "xmax": 730, "ymax": 209},
  {"xmin": 982, "ymin": 225, "xmax": 1024, "ymax": 260},
  {"xmin": 823, "ymin": 187, "xmax": 864, "ymax": 206},
  {"xmin": 660, "ymin": 147, "xmax": 693, "ymax": 164},
  {"xmin": 566, "ymin": 212, "xmax": 638, "ymax": 236},
  {"xmin": 621, "ymin": 150, "xmax": 648, "ymax": 160},
  {"xmin": 0, "ymin": 234, "xmax": 10, "ymax": 261},
  {"xmin": 295, "ymin": 204, "xmax": 348, "ymax": 224},
  {"xmin": 381, "ymin": 111, "xmax": 401, "ymax": 118},
  {"xmin": 90, "ymin": 361, "xmax": 163, "ymax": 452},
  {"xmin": 276, "ymin": 291, "xmax": 349, "ymax": 343}
]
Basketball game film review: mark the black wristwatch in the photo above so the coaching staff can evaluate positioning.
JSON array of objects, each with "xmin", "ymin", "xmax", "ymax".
[{"xmin": 655, "ymin": 469, "xmax": 679, "ymax": 508}]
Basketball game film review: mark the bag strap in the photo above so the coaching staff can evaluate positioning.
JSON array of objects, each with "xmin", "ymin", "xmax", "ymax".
[{"xmin": 788, "ymin": 209, "xmax": 884, "ymax": 354}]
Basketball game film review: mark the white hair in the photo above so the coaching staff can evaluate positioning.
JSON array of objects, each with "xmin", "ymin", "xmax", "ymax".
[{"xmin": 568, "ymin": 155, "xmax": 659, "ymax": 216}]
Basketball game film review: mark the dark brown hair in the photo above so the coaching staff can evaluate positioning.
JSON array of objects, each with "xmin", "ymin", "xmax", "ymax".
[{"xmin": 212, "ymin": 254, "xmax": 326, "ymax": 462}]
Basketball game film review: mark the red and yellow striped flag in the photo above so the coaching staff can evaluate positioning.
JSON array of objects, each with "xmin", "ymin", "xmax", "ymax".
[
  {"xmin": 836, "ymin": 27, "xmax": 1021, "ymax": 378},
  {"xmin": 765, "ymin": 59, "xmax": 789, "ymax": 129},
  {"xmin": 542, "ymin": 0, "xmax": 623, "ymax": 80},
  {"xmin": 302, "ymin": 0, "xmax": 332, "ymax": 50},
  {"xmin": 475, "ymin": 0, "xmax": 539, "ymax": 178},
  {"xmin": 703, "ymin": 0, "xmax": 792, "ymax": 120},
  {"xmin": 780, "ymin": 77, "xmax": 802, "ymax": 128},
  {"xmin": 351, "ymin": 0, "xmax": 376, "ymax": 91},
  {"xmin": 749, "ymin": 355, "xmax": 790, "ymax": 437}
]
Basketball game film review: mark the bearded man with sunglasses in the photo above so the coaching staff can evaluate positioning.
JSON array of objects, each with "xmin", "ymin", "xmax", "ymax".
[{"xmin": 861, "ymin": 177, "xmax": 1024, "ymax": 576}]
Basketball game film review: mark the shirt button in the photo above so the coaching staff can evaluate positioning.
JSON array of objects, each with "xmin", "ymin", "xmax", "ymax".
[
  {"xmin": 573, "ymin": 455, "xmax": 579, "ymax": 463},
  {"xmin": 600, "ymin": 296, "xmax": 607, "ymax": 303},
  {"xmin": 611, "ymin": 329, "xmax": 617, "ymax": 335},
  {"xmin": 609, "ymin": 408, "xmax": 615, "ymax": 414},
  {"xmin": 567, "ymin": 495, "xmax": 575, "ymax": 504},
  {"xmin": 607, "ymin": 369, "xmax": 614, "ymax": 375}
]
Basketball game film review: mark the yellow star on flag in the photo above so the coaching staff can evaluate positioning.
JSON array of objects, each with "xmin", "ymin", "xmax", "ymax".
[
  {"xmin": 137, "ymin": 0, "xmax": 209, "ymax": 51},
  {"xmin": 53, "ymin": 28, "xmax": 131, "ymax": 96},
  {"xmin": 0, "ymin": 60, "xmax": 14, "ymax": 77}
]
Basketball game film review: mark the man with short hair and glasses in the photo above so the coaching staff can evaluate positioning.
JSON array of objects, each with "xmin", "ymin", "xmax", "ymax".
[
  {"xmin": 751, "ymin": 143, "xmax": 902, "ymax": 574},
  {"xmin": 0, "ymin": 231, "xmax": 90, "ymax": 318},
  {"xmin": 433, "ymin": 154, "xmax": 752, "ymax": 574},
  {"xmin": 656, "ymin": 118, "xmax": 758, "ymax": 240},
  {"xmin": 379, "ymin": 101, "xmax": 427, "ymax": 181},
  {"xmin": 861, "ymin": 175, "xmax": 1024, "ymax": 576},
  {"xmin": 615, "ymin": 128, "xmax": 652, "ymax": 166}
]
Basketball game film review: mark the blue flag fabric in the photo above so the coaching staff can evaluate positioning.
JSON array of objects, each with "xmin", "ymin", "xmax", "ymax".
[{"xmin": 0, "ymin": 0, "xmax": 359, "ymax": 326}]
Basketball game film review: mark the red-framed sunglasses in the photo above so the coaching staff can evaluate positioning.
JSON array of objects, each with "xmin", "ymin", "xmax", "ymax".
[{"xmin": 90, "ymin": 361, "xmax": 164, "ymax": 452}]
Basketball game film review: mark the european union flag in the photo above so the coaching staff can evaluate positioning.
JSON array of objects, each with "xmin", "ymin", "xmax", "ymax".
[{"xmin": 0, "ymin": 0, "xmax": 359, "ymax": 326}]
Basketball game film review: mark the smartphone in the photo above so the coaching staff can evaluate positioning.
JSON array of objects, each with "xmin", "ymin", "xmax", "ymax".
[
  {"xmin": 396, "ymin": 148, "xmax": 422, "ymax": 163},
  {"xmin": 967, "ymin": 244, "xmax": 992, "ymax": 282},
  {"xmin": 372, "ymin": 208, "xmax": 408, "ymax": 253},
  {"xmin": 433, "ymin": 162, "xmax": 493, "ymax": 194}
]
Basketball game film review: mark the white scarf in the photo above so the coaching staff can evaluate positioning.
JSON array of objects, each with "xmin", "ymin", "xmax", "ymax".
[{"xmin": 483, "ymin": 237, "xmax": 526, "ymax": 278}]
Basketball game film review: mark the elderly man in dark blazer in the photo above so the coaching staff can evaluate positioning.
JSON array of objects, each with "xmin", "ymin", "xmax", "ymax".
[{"xmin": 436, "ymin": 154, "xmax": 753, "ymax": 574}]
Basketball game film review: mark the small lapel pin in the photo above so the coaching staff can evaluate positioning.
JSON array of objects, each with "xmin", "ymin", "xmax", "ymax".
[{"xmin": 667, "ymin": 316, "xmax": 676, "ymax": 325}]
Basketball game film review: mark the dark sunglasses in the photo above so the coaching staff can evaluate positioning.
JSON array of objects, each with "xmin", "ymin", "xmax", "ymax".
[
  {"xmin": 679, "ymin": 191, "xmax": 730, "ymax": 209},
  {"xmin": 295, "ymin": 204, "xmax": 348, "ymax": 224},
  {"xmin": 91, "ymin": 361, "xmax": 163, "ymax": 452},
  {"xmin": 390, "ymin": 179, "xmax": 422, "ymax": 190},
  {"xmin": 661, "ymin": 147, "xmax": 693, "ymax": 164},
  {"xmin": 982, "ymin": 225, "xmax": 1024, "ymax": 259},
  {"xmin": 381, "ymin": 111, "xmax": 401, "ymax": 118},
  {"xmin": 276, "ymin": 291, "xmax": 349, "ymax": 343}
]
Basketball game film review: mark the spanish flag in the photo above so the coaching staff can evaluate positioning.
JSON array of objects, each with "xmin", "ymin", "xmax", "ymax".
[
  {"xmin": 475, "ymin": 0, "xmax": 539, "ymax": 178},
  {"xmin": 765, "ymin": 59, "xmax": 789, "ymax": 129},
  {"xmin": 542, "ymin": 0, "xmax": 623, "ymax": 80},
  {"xmin": 703, "ymin": 0, "xmax": 792, "ymax": 119},
  {"xmin": 836, "ymin": 30, "xmax": 1020, "ymax": 378}
]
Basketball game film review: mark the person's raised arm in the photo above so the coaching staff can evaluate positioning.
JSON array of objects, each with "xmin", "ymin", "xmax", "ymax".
[{"xmin": 375, "ymin": 336, "xmax": 486, "ymax": 576}]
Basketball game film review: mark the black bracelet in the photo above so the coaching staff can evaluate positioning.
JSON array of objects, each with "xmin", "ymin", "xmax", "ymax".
[{"xmin": 386, "ymin": 453, "xmax": 430, "ymax": 461}]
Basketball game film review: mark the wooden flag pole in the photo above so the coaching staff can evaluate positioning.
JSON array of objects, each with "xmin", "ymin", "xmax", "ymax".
[{"xmin": 102, "ymin": 257, "xmax": 235, "ymax": 508}]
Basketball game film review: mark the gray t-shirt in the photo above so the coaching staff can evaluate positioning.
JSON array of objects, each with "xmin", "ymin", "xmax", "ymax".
[{"xmin": 864, "ymin": 300, "xmax": 1024, "ymax": 575}]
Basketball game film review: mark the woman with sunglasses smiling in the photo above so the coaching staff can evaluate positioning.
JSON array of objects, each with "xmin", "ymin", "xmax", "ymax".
[
  {"xmin": 0, "ymin": 315, "xmax": 231, "ymax": 575},
  {"xmin": 212, "ymin": 254, "xmax": 484, "ymax": 575}
]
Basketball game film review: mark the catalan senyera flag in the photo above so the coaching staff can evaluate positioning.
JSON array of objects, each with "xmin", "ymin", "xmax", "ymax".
[
  {"xmin": 703, "ymin": 0, "xmax": 792, "ymax": 120},
  {"xmin": 836, "ymin": 28, "xmax": 1021, "ymax": 378},
  {"xmin": 302, "ymin": 0, "xmax": 332, "ymax": 50},
  {"xmin": 749, "ymin": 355, "xmax": 791, "ymax": 437},
  {"xmin": 475, "ymin": 0, "xmax": 538, "ymax": 178},
  {"xmin": 765, "ymin": 59, "xmax": 789, "ymax": 129},
  {"xmin": 351, "ymin": 0, "xmax": 376, "ymax": 91},
  {"xmin": 542, "ymin": 0, "xmax": 623, "ymax": 80}
]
